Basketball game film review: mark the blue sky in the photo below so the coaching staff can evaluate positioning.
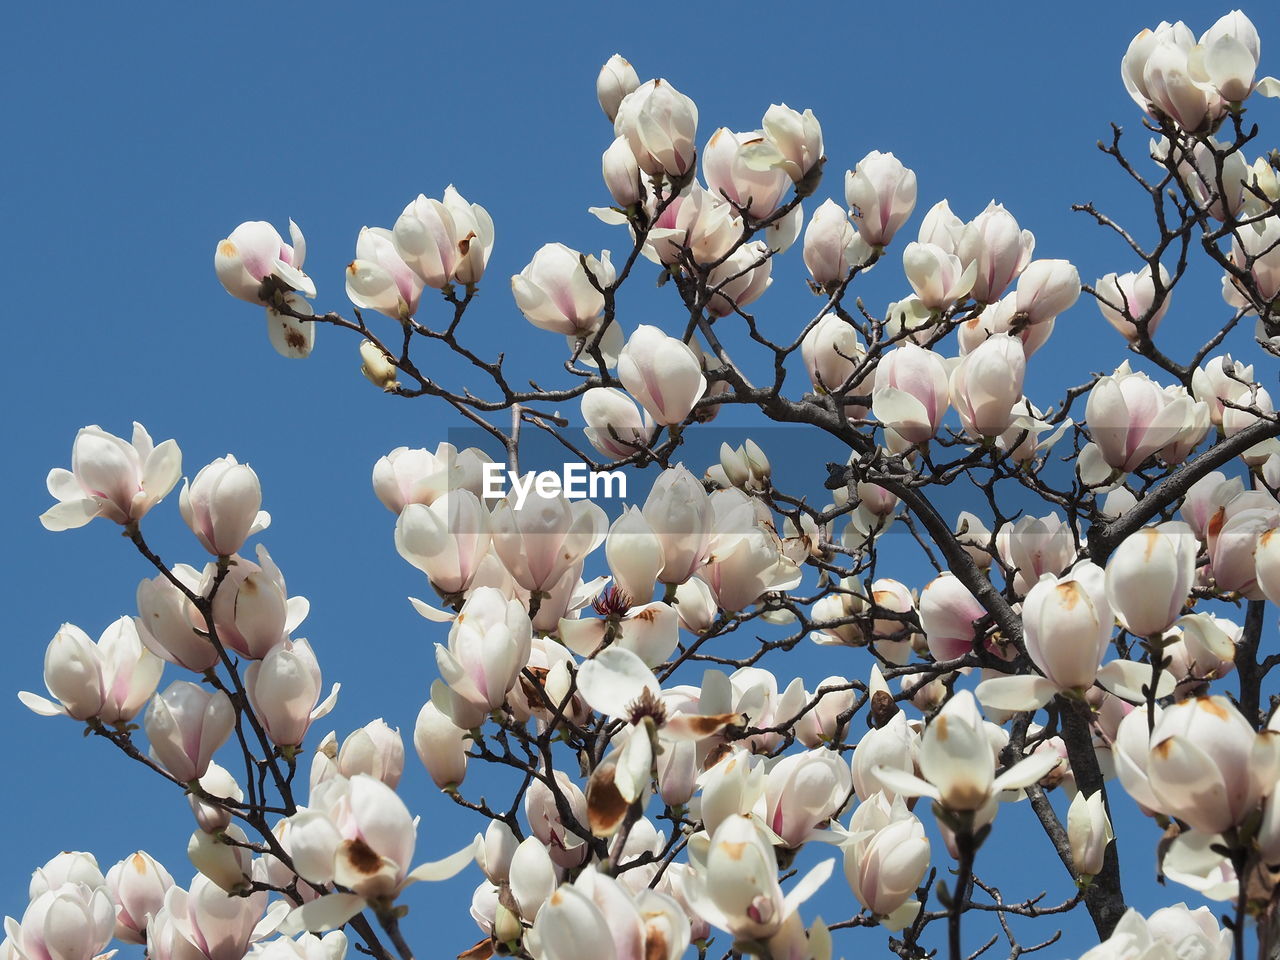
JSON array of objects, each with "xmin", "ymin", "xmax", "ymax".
[{"xmin": 3, "ymin": 1, "xmax": 1278, "ymax": 957}]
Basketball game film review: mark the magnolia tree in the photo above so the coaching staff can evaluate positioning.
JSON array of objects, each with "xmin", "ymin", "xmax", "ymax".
[{"xmin": 13, "ymin": 10, "xmax": 1280, "ymax": 960}]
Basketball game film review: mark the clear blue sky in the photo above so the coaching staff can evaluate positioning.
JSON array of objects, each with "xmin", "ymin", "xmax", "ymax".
[{"xmin": 3, "ymin": 1, "xmax": 1277, "ymax": 957}]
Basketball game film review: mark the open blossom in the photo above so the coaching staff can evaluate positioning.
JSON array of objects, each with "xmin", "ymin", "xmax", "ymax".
[
  {"xmin": 179, "ymin": 456, "xmax": 270, "ymax": 557},
  {"xmin": 393, "ymin": 186, "xmax": 494, "ymax": 288},
  {"xmin": 282, "ymin": 775, "xmax": 477, "ymax": 933},
  {"xmin": 760, "ymin": 103, "xmax": 823, "ymax": 183},
  {"xmin": 872, "ymin": 691, "xmax": 1060, "ymax": 814},
  {"xmin": 20, "ymin": 617, "xmax": 163, "ymax": 724},
  {"xmin": 526, "ymin": 868, "xmax": 690, "ymax": 960},
  {"xmin": 1122, "ymin": 696, "xmax": 1280, "ymax": 834},
  {"xmin": 343, "ymin": 226, "xmax": 423, "ymax": 321},
  {"xmin": 1082, "ymin": 361, "xmax": 1209, "ymax": 476},
  {"xmin": 490, "ymin": 489, "xmax": 607, "ymax": 593},
  {"xmin": 372, "ymin": 443, "xmax": 492, "ymax": 512},
  {"xmin": 11, "ymin": 882, "xmax": 116, "ymax": 960},
  {"xmin": 676, "ymin": 813, "xmax": 833, "ymax": 943},
  {"xmin": 512, "ymin": 243, "xmax": 616, "ymax": 337},
  {"xmin": 216, "ymin": 220, "xmax": 314, "ymax": 303},
  {"xmin": 41, "ymin": 422, "xmax": 182, "ymax": 532}
]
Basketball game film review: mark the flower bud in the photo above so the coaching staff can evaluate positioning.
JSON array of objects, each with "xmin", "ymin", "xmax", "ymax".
[
  {"xmin": 1105, "ymin": 523, "xmax": 1197, "ymax": 637},
  {"xmin": 872, "ymin": 343, "xmax": 950, "ymax": 444},
  {"xmin": 597, "ymin": 54, "xmax": 639, "ymax": 123},
  {"xmin": 1097, "ymin": 263, "xmax": 1172, "ymax": 341},
  {"xmin": 244, "ymin": 638, "xmax": 337, "ymax": 748},
  {"xmin": 144, "ymin": 681, "xmax": 235, "ymax": 782},
  {"xmin": 970, "ymin": 201, "xmax": 1035, "ymax": 303},
  {"xmin": 338, "ymin": 719, "xmax": 404, "ymax": 788},
  {"xmin": 844, "ymin": 151, "xmax": 917, "ymax": 246},
  {"xmin": 902, "ymin": 241, "xmax": 976, "ymax": 310},
  {"xmin": 359, "ymin": 339, "xmax": 400, "ymax": 391},
  {"xmin": 617, "ymin": 326, "xmax": 708, "ymax": 426},
  {"xmin": 1067, "ymin": 791, "xmax": 1114, "ymax": 877},
  {"xmin": 179, "ymin": 456, "xmax": 267, "ymax": 557},
  {"xmin": 581, "ymin": 388, "xmax": 654, "ymax": 460},
  {"xmin": 1014, "ymin": 259, "xmax": 1080, "ymax": 324},
  {"xmin": 602, "ymin": 136, "xmax": 643, "ymax": 207},
  {"xmin": 414, "ymin": 702, "xmax": 468, "ymax": 790},
  {"xmin": 512, "ymin": 243, "xmax": 616, "ymax": 337},
  {"xmin": 106, "ymin": 851, "xmax": 174, "ymax": 944},
  {"xmin": 948, "ymin": 332, "xmax": 1025, "ymax": 437}
]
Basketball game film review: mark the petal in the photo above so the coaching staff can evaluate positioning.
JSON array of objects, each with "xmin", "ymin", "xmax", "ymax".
[
  {"xmin": 284, "ymin": 894, "xmax": 367, "ymax": 934},
  {"xmin": 405, "ymin": 838, "xmax": 480, "ymax": 884},
  {"xmin": 40, "ymin": 498, "xmax": 102, "ymax": 530},
  {"xmin": 974, "ymin": 674, "xmax": 1058, "ymax": 712},
  {"xmin": 576, "ymin": 646, "xmax": 660, "ymax": 717}
]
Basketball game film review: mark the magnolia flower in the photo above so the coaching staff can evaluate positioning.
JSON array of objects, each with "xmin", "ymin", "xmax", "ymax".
[
  {"xmin": 145, "ymin": 683, "xmax": 235, "ymax": 783},
  {"xmin": 703, "ymin": 127, "xmax": 791, "ymax": 219},
  {"xmin": 845, "ymin": 151, "xmax": 917, "ymax": 246},
  {"xmin": 1080, "ymin": 906, "xmax": 1230, "ymax": 960},
  {"xmin": 902, "ymin": 241, "xmax": 976, "ymax": 309},
  {"xmin": 10, "ymin": 882, "xmax": 116, "ymax": 960},
  {"xmin": 1130, "ymin": 695, "xmax": 1280, "ymax": 833},
  {"xmin": 1191, "ymin": 355, "xmax": 1256, "ymax": 428},
  {"xmin": 637, "ymin": 465, "xmax": 716, "ymax": 586},
  {"xmin": 135, "ymin": 564, "xmax": 219, "ymax": 672},
  {"xmin": 969, "ymin": 201, "xmax": 1035, "ymax": 302},
  {"xmin": 800, "ymin": 313, "xmax": 871, "ymax": 416},
  {"xmin": 20, "ymin": 617, "xmax": 163, "ymax": 724},
  {"xmin": 434, "ymin": 587, "xmax": 532, "ymax": 716},
  {"xmin": 613, "ymin": 79, "xmax": 698, "ymax": 178},
  {"xmin": 1229, "ymin": 215, "xmax": 1280, "ymax": 306},
  {"xmin": 852, "ymin": 711, "xmax": 918, "ymax": 802},
  {"xmin": 676, "ymin": 814, "xmax": 833, "ymax": 943},
  {"xmin": 839, "ymin": 792, "xmax": 930, "ymax": 929},
  {"xmin": 759, "ymin": 103, "xmax": 823, "ymax": 183},
  {"xmin": 1068, "ymin": 791, "xmax": 1114, "ymax": 878},
  {"xmin": 576, "ymin": 646, "xmax": 737, "ymax": 813},
  {"xmin": 872, "ymin": 342, "xmax": 950, "ymax": 444},
  {"xmin": 343, "ymin": 227, "xmax": 423, "ymax": 321},
  {"xmin": 414, "ymin": 702, "xmax": 468, "ymax": 790},
  {"xmin": 283, "ymin": 775, "xmax": 477, "ymax": 932},
  {"xmin": 209, "ymin": 545, "xmax": 308, "ymax": 660},
  {"xmin": 244, "ymin": 639, "xmax": 339, "ymax": 748},
  {"xmin": 602, "ymin": 135, "xmax": 644, "ymax": 207},
  {"xmin": 994, "ymin": 512, "xmax": 1076, "ymax": 596},
  {"xmin": 395, "ymin": 492, "xmax": 490, "ymax": 596},
  {"xmin": 215, "ymin": 220, "xmax": 314, "ymax": 303},
  {"xmin": 179, "ymin": 456, "xmax": 270, "ymax": 557},
  {"xmin": 616, "ymin": 326, "xmax": 708, "ymax": 425},
  {"xmin": 490, "ymin": 488, "xmax": 607, "ymax": 593},
  {"xmin": 872, "ymin": 691, "xmax": 1060, "ymax": 815},
  {"xmin": 763, "ymin": 749, "xmax": 852, "ymax": 848},
  {"xmin": 1083, "ymin": 361, "xmax": 1209, "ymax": 476},
  {"xmin": 597, "ymin": 54, "xmax": 640, "ymax": 123},
  {"xmin": 372, "ymin": 443, "xmax": 492, "ymax": 512},
  {"xmin": 106, "ymin": 851, "xmax": 174, "ymax": 944},
  {"xmin": 525, "ymin": 868, "xmax": 690, "ymax": 960},
  {"xmin": 918, "ymin": 573, "xmax": 988, "ymax": 661},
  {"xmin": 705, "ymin": 240, "xmax": 773, "ymax": 317},
  {"xmin": 41, "ymin": 422, "xmax": 182, "ymax": 531},
  {"xmin": 512, "ymin": 243, "xmax": 615, "ymax": 337},
  {"xmin": 948, "ymin": 332, "xmax": 1026, "ymax": 437},
  {"xmin": 1096, "ymin": 263, "xmax": 1173, "ymax": 340},
  {"xmin": 1105, "ymin": 523, "xmax": 1197, "ymax": 637},
  {"xmin": 393, "ymin": 187, "xmax": 494, "ymax": 288}
]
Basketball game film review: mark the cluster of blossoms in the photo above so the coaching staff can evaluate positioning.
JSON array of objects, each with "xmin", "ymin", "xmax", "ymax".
[{"xmin": 16, "ymin": 9, "xmax": 1280, "ymax": 960}]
